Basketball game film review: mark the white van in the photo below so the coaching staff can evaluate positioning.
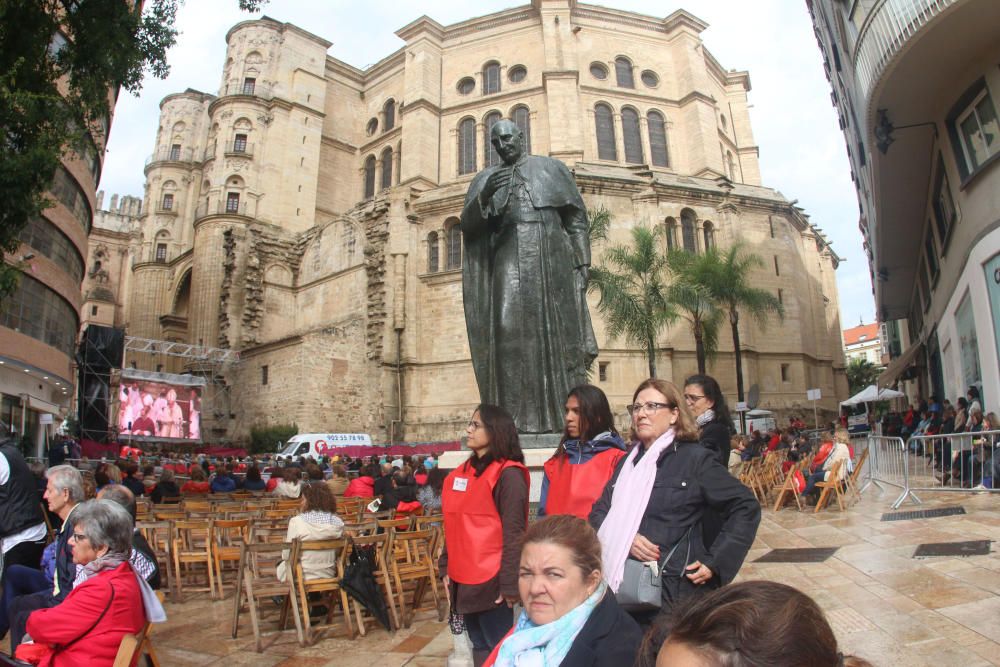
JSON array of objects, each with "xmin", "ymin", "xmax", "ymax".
[{"xmin": 277, "ymin": 433, "xmax": 373, "ymax": 458}]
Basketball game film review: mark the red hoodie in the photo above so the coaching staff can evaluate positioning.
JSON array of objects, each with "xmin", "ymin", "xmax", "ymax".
[{"xmin": 343, "ymin": 475, "xmax": 375, "ymax": 498}]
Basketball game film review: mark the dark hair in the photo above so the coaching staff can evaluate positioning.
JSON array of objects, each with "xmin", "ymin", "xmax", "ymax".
[
  {"xmin": 651, "ymin": 581, "xmax": 872, "ymax": 667},
  {"xmin": 684, "ymin": 374, "xmax": 732, "ymax": 431},
  {"xmin": 282, "ymin": 467, "xmax": 302, "ymax": 483},
  {"xmin": 305, "ymin": 464, "xmax": 324, "ymax": 481},
  {"xmin": 968, "ymin": 386, "xmax": 980, "ymax": 400},
  {"xmin": 557, "ymin": 385, "xmax": 618, "ymax": 457},
  {"xmin": 360, "ymin": 463, "xmax": 379, "ymax": 479},
  {"xmin": 189, "ymin": 466, "xmax": 206, "ymax": 482},
  {"xmin": 245, "ymin": 465, "xmax": 262, "ymax": 482},
  {"xmin": 468, "ymin": 404, "xmax": 524, "ymax": 475},
  {"xmin": 301, "ymin": 482, "xmax": 337, "ymax": 514},
  {"xmin": 957, "ymin": 397, "xmax": 968, "ymax": 410},
  {"xmin": 521, "ymin": 515, "xmax": 601, "ymax": 578},
  {"xmin": 426, "ymin": 466, "xmax": 449, "ymax": 493}
]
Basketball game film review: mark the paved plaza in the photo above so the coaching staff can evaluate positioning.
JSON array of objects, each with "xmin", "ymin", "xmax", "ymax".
[{"xmin": 152, "ymin": 487, "xmax": 1000, "ymax": 666}]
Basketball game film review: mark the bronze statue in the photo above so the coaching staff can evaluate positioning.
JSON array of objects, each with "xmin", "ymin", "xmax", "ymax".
[{"xmin": 461, "ymin": 119, "xmax": 598, "ymax": 433}]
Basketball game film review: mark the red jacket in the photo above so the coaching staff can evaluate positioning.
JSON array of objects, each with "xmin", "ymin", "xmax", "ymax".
[
  {"xmin": 343, "ymin": 476, "xmax": 375, "ymax": 498},
  {"xmin": 26, "ymin": 562, "xmax": 146, "ymax": 667}
]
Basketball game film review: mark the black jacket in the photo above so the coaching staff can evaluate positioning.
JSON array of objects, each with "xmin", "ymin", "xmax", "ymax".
[
  {"xmin": 560, "ymin": 591, "xmax": 642, "ymax": 666},
  {"xmin": 0, "ymin": 443, "xmax": 45, "ymax": 538},
  {"xmin": 699, "ymin": 421, "xmax": 732, "ymax": 466},
  {"xmin": 589, "ymin": 439, "xmax": 760, "ymax": 606}
]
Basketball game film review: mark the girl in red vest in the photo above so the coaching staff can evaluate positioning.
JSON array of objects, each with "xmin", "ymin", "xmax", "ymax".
[
  {"xmin": 441, "ymin": 404, "xmax": 528, "ymax": 666},
  {"xmin": 539, "ymin": 385, "xmax": 626, "ymax": 519}
]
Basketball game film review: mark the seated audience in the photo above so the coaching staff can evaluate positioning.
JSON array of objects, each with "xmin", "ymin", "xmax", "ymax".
[
  {"xmin": 242, "ymin": 465, "xmax": 267, "ymax": 492},
  {"xmin": 416, "ymin": 467, "xmax": 447, "ymax": 513},
  {"xmin": 272, "ymin": 467, "xmax": 303, "ymax": 499},
  {"xmin": 326, "ymin": 464, "xmax": 349, "ymax": 496},
  {"xmin": 141, "ymin": 465, "xmax": 157, "ymax": 496},
  {"xmin": 276, "ymin": 483, "xmax": 344, "ymax": 582},
  {"xmin": 96, "ymin": 485, "xmax": 161, "ymax": 589},
  {"xmin": 483, "ymin": 515, "xmax": 641, "ymax": 667},
  {"xmin": 150, "ymin": 468, "xmax": 181, "ymax": 503},
  {"xmin": 802, "ymin": 429, "xmax": 851, "ymax": 498},
  {"xmin": 180, "ymin": 466, "xmax": 210, "ymax": 494},
  {"xmin": 343, "ymin": 464, "xmax": 377, "ymax": 498},
  {"xmin": 121, "ymin": 464, "xmax": 145, "ymax": 497},
  {"xmin": 210, "ymin": 464, "xmax": 237, "ymax": 494}
]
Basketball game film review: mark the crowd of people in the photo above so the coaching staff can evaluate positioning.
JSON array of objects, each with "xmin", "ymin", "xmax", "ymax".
[{"xmin": 0, "ymin": 375, "xmax": 881, "ymax": 666}]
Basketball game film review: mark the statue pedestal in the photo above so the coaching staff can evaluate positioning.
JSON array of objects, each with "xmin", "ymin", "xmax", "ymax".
[
  {"xmin": 517, "ymin": 433, "xmax": 563, "ymax": 450},
  {"xmin": 438, "ymin": 433, "xmax": 561, "ymax": 505}
]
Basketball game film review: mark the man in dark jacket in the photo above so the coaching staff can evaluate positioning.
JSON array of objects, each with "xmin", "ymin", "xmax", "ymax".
[{"xmin": 0, "ymin": 432, "xmax": 47, "ymax": 574}]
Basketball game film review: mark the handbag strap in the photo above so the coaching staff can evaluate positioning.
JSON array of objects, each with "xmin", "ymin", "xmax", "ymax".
[
  {"xmin": 52, "ymin": 582, "xmax": 115, "ymax": 654},
  {"xmin": 658, "ymin": 525, "xmax": 694, "ymax": 577}
]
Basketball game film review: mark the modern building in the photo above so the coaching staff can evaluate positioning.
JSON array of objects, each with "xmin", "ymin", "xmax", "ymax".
[
  {"xmin": 111, "ymin": 1, "xmax": 847, "ymax": 443},
  {"xmin": 843, "ymin": 321, "xmax": 883, "ymax": 366},
  {"xmin": 807, "ymin": 0, "xmax": 1000, "ymax": 410}
]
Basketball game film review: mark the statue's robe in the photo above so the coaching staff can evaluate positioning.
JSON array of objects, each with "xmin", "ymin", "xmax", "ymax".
[{"xmin": 461, "ymin": 155, "xmax": 598, "ymax": 433}]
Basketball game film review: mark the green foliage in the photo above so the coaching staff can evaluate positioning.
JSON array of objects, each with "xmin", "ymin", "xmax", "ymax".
[
  {"xmin": 588, "ymin": 221, "xmax": 676, "ymax": 377},
  {"xmin": 249, "ymin": 422, "xmax": 298, "ymax": 455},
  {"xmin": 664, "ymin": 249, "xmax": 724, "ymax": 374},
  {"xmin": 846, "ymin": 357, "xmax": 881, "ymax": 395}
]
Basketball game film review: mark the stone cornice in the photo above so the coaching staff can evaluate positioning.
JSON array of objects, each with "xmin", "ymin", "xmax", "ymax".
[
  {"xmin": 572, "ymin": 5, "xmax": 708, "ymax": 35},
  {"xmin": 238, "ymin": 334, "xmax": 305, "ymax": 359},
  {"xmin": 444, "ymin": 85, "xmax": 544, "ymax": 117},
  {"xmin": 359, "ymin": 125, "xmax": 402, "ymax": 154},
  {"xmin": 321, "ymin": 136, "xmax": 358, "ymax": 154},
  {"xmin": 401, "ymin": 99, "xmax": 442, "ymax": 117}
]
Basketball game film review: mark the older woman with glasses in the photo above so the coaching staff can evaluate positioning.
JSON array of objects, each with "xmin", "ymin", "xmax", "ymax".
[{"xmin": 589, "ymin": 378, "xmax": 760, "ymax": 621}]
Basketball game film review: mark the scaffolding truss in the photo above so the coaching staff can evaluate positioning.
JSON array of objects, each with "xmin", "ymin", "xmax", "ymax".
[{"xmin": 123, "ymin": 336, "xmax": 240, "ymax": 363}]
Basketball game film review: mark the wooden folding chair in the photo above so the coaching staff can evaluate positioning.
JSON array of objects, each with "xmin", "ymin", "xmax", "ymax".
[
  {"xmin": 343, "ymin": 519, "xmax": 378, "ymax": 537},
  {"xmin": 387, "ymin": 528, "xmax": 444, "ymax": 627},
  {"xmin": 413, "ymin": 515, "xmax": 444, "ymax": 560},
  {"xmin": 231, "ymin": 540, "xmax": 303, "ymax": 651},
  {"xmin": 844, "ymin": 448, "xmax": 869, "ymax": 505},
  {"xmin": 172, "ymin": 519, "xmax": 217, "ymax": 600},
  {"xmin": 337, "ymin": 497, "xmax": 364, "ymax": 520},
  {"xmin": 213, "ymin": 518, "xmax": 251, "ymax": 596},
  {"xmin": 814, "ymin": 459, "xmax": 847, "ymax": 513},
  {"xmin": 138, "ymin": 591, "xmax": 165, "ymax": 667},
  {"xmin": 377, "ymin": 517, "xmax": 413, "ymax": 534},
  {"xmin": 293, "ymin": 537, "xmax": 354, "ymax": 643},
  {"xmin": 771, "ymin": 459, "xmax": 809, "ymax": 512},
  {"xmin": 137, "ymin": 520, "xmax": 173, "ymax": 598},
  {"xmin": 40, "ymin": 503, "xmax": 56, "ymax": 545},
  {"xmin": 112, "ymin": 625, "xmax": 149, "ymax": 667},
  {"xmin": 346, "ymin": 532, "xmax": 401, "ymax": 634},
  {"xmin": 182, "ymin": 500, "xmax": 211, "ymax": 513}
]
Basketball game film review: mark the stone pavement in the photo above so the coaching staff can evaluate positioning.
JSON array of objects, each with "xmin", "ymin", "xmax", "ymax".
[{"xmin": 151, "ymin": 487, "xmax": 1000, "ymax": 666}]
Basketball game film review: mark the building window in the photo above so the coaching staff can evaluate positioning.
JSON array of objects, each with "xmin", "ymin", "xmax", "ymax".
[
  {"xmin": 777, "ymin": 288, "xmax": 783, "ymax": 305},
  {"xmin": 363, "ymin": 155, "xmax": 376, "ymax": 199},
  {"xmin": 233, "ymin": 133, "xmax": 248, "ymax": 153},
  {"xmin": 380, "ymin": 147, "xmax": 393, "ymax": 189},
  {"xmin": 647, "ymin": 110, "xmax": 669, "ymax": 167},
  {"xmin": 768, "ymin": 216, "xmax": 775, "ymax": 238},
  {"xmin": 457, "ymin": 77, "xmax": 475, "ymax": 95},
  {"xmin": 366, "ymin": 117, "xmax": 378, "ymax": 136},
  {"xmin": 727, "ymin": 151, "xmax": 737, "ymax": 180},
  {"xmin": 681, "ymin": 209, "xmax": 697, "ymax": 252},
  {"xmin": 512, "ymin": 106, "xmax": 531, "ymax": 154},
  {"xmin": 614, "ymin": 57, "xmax": 634, "ymax": 88},
  {"xmin": 482, "ymin": 61, "xmax": 501, "ymax": 95},
  {"xmin": 621, "ymin": 107, "xmax": 643, "ymax": 164},
  {"xmin": 484, "ymin": 111, "xmax": 503, "ymax": 168},
  {"xmin": 261, "ymin": 365, "xmax": 268, "ymax": 386},
  {"xmin": 780, "ymin": 363, "xmax": 790, "ymax": 382},
  {"xmin": 640, "ymin": 70, "xmax": 659, "ymax": 87},
  {"xmin": 508, "ymin": 65, "xmax": 526, "ymax": 83},
  {"xmin": 0, "ymin": 275, "xmax": 79, "ymax": 356},
  {"xmin": 161, "ymin": 193, "xmax": 173, "ymax": 211},
  {"xmin": 169, "ymin": 143, "xmax": 181, "ymax": 161},
  {"xmin": 225, "ymin": 192, "xmax": 240, "ymax": 213},
  {"xmin": 242, "ymin": 77, "xmax": 256, "ymax": 95},
  {"xmin": 931, "ymin": 155, "xmax": 956, "ymax": 250},
  {"xmin": 51, "ymin": 167, "xmax": 92, "ymax": 232},
  {"xmin": 917, "ymin": 257, "xmax": 931, "ymax": 311},
  {"xmin": 446, "ymin": 221, "xmax": 462, "ymax": 270},
  {"xmin": 590, "ymin": 62, "xmax": 608, "ymax": 80},
  {"xmin": 383, "ymin": 99, "xmax": 395, "ymax": 132},
  {"xmin": 665, "ymin": 217, "xmax": 676, "ymax": 252},
  {"xmin": 953, "ymin": 85, "xmax": 999, "ymax": 175},
  {"xmin": 18, "ymin": 216, "xmax": 85, "ymax": 284},
  {"xmin": 427, "ymin": 231, "xmax": 439, "ymax": 273},
  {"xmin": 773, "ymin": 256, "xmax": 780, "ymax": 276},
  {"xmin": 91, "ymin": 305, "xmax": 98, "ymax": 316},
  {"xmin": 599, "ymin": 362, "xmax": 609, "ymax": 382},
  {"xmin": 458, "ymin": 118, "xmax": 476, "ymax": 175},
  {"xmin": 703, "ymin": 222, "xmax": 714, "ymax": 251},
  {"xmin": 924, "ymin": 229, "xmax": 939, "ymax": 282},
  {"xmin": 595, "ymin": 103, "xmax": 616, "ymax": 161},
  {"xmin": 155, "ymin": 243, "xmax": 167, "ymax": 263}
]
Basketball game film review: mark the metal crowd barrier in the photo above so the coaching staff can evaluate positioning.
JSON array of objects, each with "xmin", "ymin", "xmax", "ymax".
[{"xmin": 861, "ymin": 430, "xmax": 1000, "ymax": 509}]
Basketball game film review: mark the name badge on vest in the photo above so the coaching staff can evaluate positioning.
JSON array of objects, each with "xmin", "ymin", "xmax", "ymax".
[{"xmin": 452, "ymin": 477, "xmax": 469, "ymax": 492}]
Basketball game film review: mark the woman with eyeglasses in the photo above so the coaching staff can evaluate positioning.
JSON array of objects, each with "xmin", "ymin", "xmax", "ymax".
[
  {"xmin": 683, "ymin": 374, "xmax": 734, "ymax": 467},
  {"xmin": 538, "ymin": 385, "xmax": 627, "ymax": 519},
  {"xmin": 589, "ymin": 378, "xmax": 760, "ymax": 622},
  {"xmin": 441, "ymin": 404, "xmax": 529, "ymax": 666}
]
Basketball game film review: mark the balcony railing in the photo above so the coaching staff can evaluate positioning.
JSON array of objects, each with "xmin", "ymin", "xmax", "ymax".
[
  {"xmin": 853, "ymin": 0, "xmax": 956, "ymax": 102},
  {"xmin": 202, "ymin": 142, "xmax": 217, "ymax": 162},
  {"xmin": 217, "ymin": 81, "xmax": 274, "ymax": 101},
  {"xmin": 225, "ymin": 142, "xmax": 255, "ymax": 158},
  {"xmin": 145, "ymin": 146, "xmax": 196, "ymax": 166},
  {"xmin": 194, "ymin": 198, "xmax": 256, "ymax": 221}
]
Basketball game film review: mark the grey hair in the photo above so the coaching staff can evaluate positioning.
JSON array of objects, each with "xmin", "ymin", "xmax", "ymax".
[
  {"xmin": 46, "ymin": 465, "xmax": 85, "ymax": 503},
  {"xmin": 97, "ymin": 484, "xmax": 137, "ymax": 522},
  {"xmin": 160, "ymin": 468, "xmax": 175, "ymax": 483},
  {"xmin": 72, "ymin": 499, "xmax": 133, "ymax": 556}
]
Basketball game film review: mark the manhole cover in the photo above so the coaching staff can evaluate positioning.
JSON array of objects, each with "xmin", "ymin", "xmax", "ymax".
[
  {"xmin": 881, "ymin": 506, "xmax": 966, "ymax": 521},
  {"xmin": 754, "ymin": 547, "xmax": 839, "ymax": 563},
  {"xmin": 913, "ymin": 540, "xmax": 991, "ymax": 558}
]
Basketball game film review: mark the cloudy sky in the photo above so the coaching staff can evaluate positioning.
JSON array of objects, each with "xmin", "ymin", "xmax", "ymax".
[{"xmin": 98, "ymin": 0, "xmax": 875, "ymax": 329}]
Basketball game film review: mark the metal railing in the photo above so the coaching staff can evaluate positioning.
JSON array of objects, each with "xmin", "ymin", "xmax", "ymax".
[
  {"xmin": 194, "ymin": 198, "xmax": 254, "ymax": 221},
  {"xmin": 224, "ymin": 142, "xmax": 254, "ymax": 158},
  {"xmin": 853, "ymin": 0, "xmax": 956, "ymax": 102},
  {"xmin": 145, "ymin": 145, "xmax": 196, "ymax": 166},
  {"xmin": 217, "ymin": 81, "xmax": 274, "ymax": 101}
]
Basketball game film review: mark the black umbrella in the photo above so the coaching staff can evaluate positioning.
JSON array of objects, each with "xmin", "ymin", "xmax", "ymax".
[{"xmin": 341, "ymin": 541, "xmax": 392, "ymax": 631}]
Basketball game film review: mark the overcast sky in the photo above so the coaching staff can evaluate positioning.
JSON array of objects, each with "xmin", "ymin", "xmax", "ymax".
[{"xmin": 98, "ymin": 0, "xmax": 875, "ymax": 330}]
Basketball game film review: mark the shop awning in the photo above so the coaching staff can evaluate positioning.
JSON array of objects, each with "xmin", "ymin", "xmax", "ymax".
[
  {"xmin": 878, "ymin": 341, "xmax": 924, "ymax": 388},
  {"xmin": 26, "ymin": 395, "xmax": 64, "ymax": 415}
]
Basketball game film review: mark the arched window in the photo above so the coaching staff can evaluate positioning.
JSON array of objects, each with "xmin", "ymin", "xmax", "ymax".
[
  {"xmin": 363, "ymin": 155, "xmax": 376, "ymax": 199},
  {"xmin": 380, "ymin": 147, "xmax": 393, "ymax": 189},
  {"xmin": 726, "ymin": 151, "xmax": 737, "ymax": 181},
  {"xmin": 595, "ymin": 103, "xmax": 617, "ymax": 161},
  {"xmin": 458, "ymin": 118, "xmax": 476, "ymax": 175},
  {"xmin": 383, "ymin": 99, "xmax": 396, "ymax": 132},
  {"xmin": 665, "ymin": 217, "xmax": 677, "ymax": 252},
  {"xmin": 614, "ymin": 57, "xmax": 634, "ymax": 88},
  {"xmin": 426, "ymin": 231, "xmax": 439, "ymax": 273},
  {"xmin": 648, "ymin": 110, "xmax": 669, "ymax": 167},
  {"xmin": 482, "ymin": 61, "xmax": 501, "ymax": 95},
  {"xmin": 511, "ymin": 105, "xmax": 531, "ymax": 154},
  {"xmin": 621, "ymin": 107, "xmax": 643, "ymax": 164},
  {"xmin": 445, "ymin": 219, "xmax": 462, "ymax": 270},
  {"xmin": 703, "ymin": 221, "xmax": 715, "ymax": 251},
  {"xmin": 681, "ymin": 208, "xmax": 697, "ymax": 252},
  {"xmin": 484, "ymin": 111, "xmax": 503, "ymax": 167}
]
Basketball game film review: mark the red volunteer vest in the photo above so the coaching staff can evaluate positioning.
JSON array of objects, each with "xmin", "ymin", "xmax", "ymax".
[
  {"xmin": 442, "ymin": 458, "xmax": 529, "ymax": 585},
  {"xmin": 543, "ymin": 448, "xmax": 625, "ymax": 519}
]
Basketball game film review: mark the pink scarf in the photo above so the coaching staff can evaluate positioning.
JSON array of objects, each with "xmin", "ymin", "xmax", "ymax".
[{"xmin": 597, "ymin": 428, "xmax": 675, "ymax": 592}]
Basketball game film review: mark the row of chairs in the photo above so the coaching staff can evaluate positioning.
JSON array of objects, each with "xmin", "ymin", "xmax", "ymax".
[{"xmin": 742, "ymin": 447, "xmax": 869, "ymax": 513}]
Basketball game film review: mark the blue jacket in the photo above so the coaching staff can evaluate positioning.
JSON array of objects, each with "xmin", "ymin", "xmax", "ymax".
[
  {"xmin": 538, "ymin": 431, "xmax": 626, "ymax": 516},
  {"xmin": 211, "ymin": 474, "xmax": 237, "ymax": 493}
]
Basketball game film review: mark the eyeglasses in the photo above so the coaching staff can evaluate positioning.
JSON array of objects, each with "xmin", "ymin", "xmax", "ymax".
[
  {"xmin": 71, "ymin": 532, "xmax": 88, "ymax": 543},
  {"xmin": 627, "ymin": 402, "xmax": 672, "ymax": 415},
  {"xmin": 467, "ymin": 420, "xmax": 483, "ymax": 430},
  {"xmin": 684, "ymin": 393, "xmax": 706, "ymax": 403}
]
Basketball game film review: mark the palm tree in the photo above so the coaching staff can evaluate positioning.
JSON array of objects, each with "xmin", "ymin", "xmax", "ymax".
[
  {"xmin": 698, "ymin": 243, "xmax": 784, "ymax": 405},
  {"xmin": 665, "ymin": 249, "xmax": 723, "ymax": 374},
  {"xmin": 588, "ymin": 222, "xmax": 675, "ymax": 377}
]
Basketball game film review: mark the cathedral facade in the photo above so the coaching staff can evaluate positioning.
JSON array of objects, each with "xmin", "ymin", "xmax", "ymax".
[{"xmin": 94, "ymin": 1, "xmax": 848, "ymax": 443}]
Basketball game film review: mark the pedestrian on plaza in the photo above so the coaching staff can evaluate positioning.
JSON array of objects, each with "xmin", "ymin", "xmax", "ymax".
[
  {"xmin": 441, "ymin": 404, "xmax": 528, "ymax": 666},
  {"xmin": 538, "ymin": 385, "xmax": 626, "ymax": 519},
  {"xmin": 589, "ymin": 378, "xmax": 760, "ymax": 623}
]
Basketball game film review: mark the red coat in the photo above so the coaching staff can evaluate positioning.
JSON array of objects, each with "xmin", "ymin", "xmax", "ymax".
[
  {"xmin": 343, "ymin": 476, "xmax": 375, "ymax": 498},
  {"xmin": 26, "ymin": 562, "xmax": 145, "ymax": 667}
]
